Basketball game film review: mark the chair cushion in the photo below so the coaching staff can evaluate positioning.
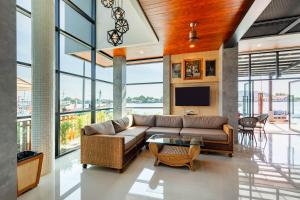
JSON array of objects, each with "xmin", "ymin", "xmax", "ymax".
[
  {"xmin": 133, "ymin": 114, "xmax": 155, "ymax": 127},
  {"xmin": 124, "ymin": 136, "xmax": 136, "ymax": 151},
  {"xmin": 155, "ymin": 115, "xmax": 183, "ymax": 128},
  {"xmin": 84, "ymin": 121, "xmax": 115, "ymax": 136},
  {"xmin": 117, "ymin": 126, "xmax": 148, "ymax": 141},
  {"xmin": 180, "ymin": 128, "xmax": 228, "ymax": 141},
  {"xmin": 146, "ymin": 127, "xmax": 181, "ymax": 136},
  {"xmin": 112, "ymin": 115, "xmax": 133, "ymax": 133},
  {"xmin": 183, "ymin": 116, "xmax": 228, "ymax": 129}
]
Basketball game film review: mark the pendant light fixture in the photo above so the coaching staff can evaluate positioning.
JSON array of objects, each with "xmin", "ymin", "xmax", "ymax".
[
  {"xmin": 101, "ymin": 0, "xmax": 114, "ymax": 8},
  {"xmin": 111, "ymin": 7, "xmax": 125, "ymax": 20},
  {"xmin": 101, "ymin": 0, "xmax": 129, "ymax": 47},
  {"xmin": 115, "ymin": 18, "xmax": 129, "ymax": 33},
  {"xmin": 107, "ymin": 29, "xmax": 123, "ymax": 46}
]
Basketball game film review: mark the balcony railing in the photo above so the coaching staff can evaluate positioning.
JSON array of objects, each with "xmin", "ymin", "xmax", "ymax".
[
  {"xmin": 17, "ymin": 109, "xmax": 113, "ymax": 154},
  {"xmin": 17, "ymin": 117, "xmax": 31, "ymax": 152}
]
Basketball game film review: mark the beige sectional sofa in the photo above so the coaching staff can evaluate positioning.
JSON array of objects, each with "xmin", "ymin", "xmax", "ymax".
[{"xmin": 81, "ymin": 114, "xmax": 234, "ymax": 172}]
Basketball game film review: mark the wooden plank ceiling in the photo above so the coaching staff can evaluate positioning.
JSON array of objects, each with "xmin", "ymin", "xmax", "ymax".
[{"xmin": 139, "ymin": 0, "xmax": 254, "ymax": 55}]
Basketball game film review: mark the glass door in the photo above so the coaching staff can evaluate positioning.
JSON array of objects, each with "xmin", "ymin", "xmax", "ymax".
[
  {"xmin": 243, "ymin": 82, "xmax": 250, "ymax": 117},
  {"xmin": 289, "ymin": 80, "xmax": 300, "ymax": 132},
  {"xmin": 252, "ymin": 80, "xmax": 270, "ymax": 117},
  {"xmin": 238, "ymin": 81, "xmax": 253, "ymax": 117}
]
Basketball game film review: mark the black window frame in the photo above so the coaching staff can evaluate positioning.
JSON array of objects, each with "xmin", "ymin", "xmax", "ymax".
[
  {"xmin": 55, "ymin": 0, "xmax": 114, "ymax": 157},
  {"xmin": 16, "ymin": 2, "xmax": 32, "ymax": 153},
  {"xmin": 238, "ymin": 48, "xmax": 300, "ymax": 117}
]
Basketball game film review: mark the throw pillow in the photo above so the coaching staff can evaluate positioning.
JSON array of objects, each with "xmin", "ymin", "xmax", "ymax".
[
  {"xmin": 84, "ymin": 120, "xmax": 116, "ymax": 135},
  {"xmin": 112, "ymin": 116, "xmax": 131, "ymax": 133}
]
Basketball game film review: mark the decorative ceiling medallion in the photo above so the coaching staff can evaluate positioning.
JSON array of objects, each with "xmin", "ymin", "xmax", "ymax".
[
  {"xmin": 115, "ymin": 19, "xmax": 129, "ymax": 33},
  {"xmin": 101, "ymin": 0, "xmax": 114, "ymax": 8},
  {"xmin": 107, "ymin": 29, "xmax": 123, "ymax": 46}
]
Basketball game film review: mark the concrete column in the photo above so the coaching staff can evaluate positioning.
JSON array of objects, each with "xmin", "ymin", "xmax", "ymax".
[
  {"xmin": 163, "ymin": 55, "xmax": 171, "ymax": 115},
  {"xmin": 113, "ymin": 56, "xmax": 126, "ymax": 119},
  {"xmin": 31, "ymin": 0, "xmax": 55, "ymax": 175},
  {"xmin": 221, "ymin": 46, "xmax": 239, "ymax": 143},
  {"xmin": 0, "ymin": 1, "xmax": 17, "ymax": 199}
]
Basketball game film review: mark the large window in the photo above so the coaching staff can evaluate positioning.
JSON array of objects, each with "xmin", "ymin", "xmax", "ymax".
[
  {"xmin": 17, "ymin": 12, "xmax": 31, "ymax": 64},
  {"xmin": 17, "ymin": 2, "xmax": 32, "ymax": 152},
  {"xmin": 95, "ymin": 64, "xmax": 113, "ymax": 122},
  {"xmin": 55, "ymin": 0, "xmax": 113, "ymax": 157},
  {"xmin": 126, "ymin": 62, "xmax": 163, "ymax": 115},
  {"xmin": 238, "ymin": 49, "xmax": 300, "ymax": 117},
  {"xmin": 16, "ymin": 0, "xmax": 113, "ymax": 156}
]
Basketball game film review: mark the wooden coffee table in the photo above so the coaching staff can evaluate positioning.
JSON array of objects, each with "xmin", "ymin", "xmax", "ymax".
[{"xmin": 147, "ymin": 134, "xmax": 203, "ymax": 171}]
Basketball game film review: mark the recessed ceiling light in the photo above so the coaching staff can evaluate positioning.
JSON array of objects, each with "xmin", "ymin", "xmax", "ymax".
[
  {"xmin": 189, "ymin": 44, "xmax": 195, "ymax": 48},
  {"xmin": 257, "ymin": 43, "xmax": 262, "ymax": 47},
  {"xmin": 139, "ymin": 50, "xmax": 144, "ymax": 54}
]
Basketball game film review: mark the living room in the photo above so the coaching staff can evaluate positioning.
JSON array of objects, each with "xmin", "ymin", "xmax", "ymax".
[{"xmin": 1, "ymin": 0, "xmax": 300, "ymax": 200}]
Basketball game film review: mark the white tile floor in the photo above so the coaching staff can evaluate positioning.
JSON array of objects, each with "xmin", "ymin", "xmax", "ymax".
[{"xmin": 18, "ymin": 132, "xmax": 300, "ymax": 200}]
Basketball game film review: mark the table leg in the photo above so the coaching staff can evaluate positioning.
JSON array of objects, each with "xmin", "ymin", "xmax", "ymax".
[
  {"xmin": 188, "ymin": 145, "xmax": 200, "ymax": 171},
  {"xmin": 190, "ymin": 161, "xmax": 194, "ymax": 171},
  {"xmin": 149, "ymin": 143, "xmax": 159, "ymax": 166}
]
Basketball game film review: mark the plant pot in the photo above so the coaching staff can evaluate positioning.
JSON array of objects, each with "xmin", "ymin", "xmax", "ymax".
[{"xmin": 17, "ymin": 151, "xmax": 43, "ymax": 196}]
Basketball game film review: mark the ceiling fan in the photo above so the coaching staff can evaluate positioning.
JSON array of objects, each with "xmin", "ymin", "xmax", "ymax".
[{"xmin": 189, "ymin": 22, "xmax": 199, "ymax": 47}]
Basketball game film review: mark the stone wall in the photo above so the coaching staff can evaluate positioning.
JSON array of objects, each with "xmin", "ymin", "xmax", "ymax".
[
  {"xmin": 221, "ymin": 46, "xmax": 239, "ymax": 142},
  {"xmin": 0, "ymin": 0, "xmax": 17, "ymax": 199}
]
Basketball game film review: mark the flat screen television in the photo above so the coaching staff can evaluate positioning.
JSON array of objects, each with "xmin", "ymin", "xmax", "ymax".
[{"xmin": 175, "ymin": 86, "xmax": 210, "ymax": 106}]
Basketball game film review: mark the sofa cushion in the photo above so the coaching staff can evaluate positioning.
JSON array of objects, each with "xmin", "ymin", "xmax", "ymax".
[
  {"xmin": 117, "ymin": 126, "xmax": 148, "ymax": 141},
  {"xmin": 183, "ymin": 116, "xmax": 228, "ymax": 129},
  {"xmin": 146, "ymin": 127, "xmax": 181, "ymax": 136},
  {"xmin": 112, "ymin": 115, "xmax": 133, "ymax": 133},
  {"xmin": 180, "ymin": 128, "xmax": 228, "ymax": 141},
  {"xmin": 84, "ymin": 121, "xmax": 115, "ymax": 136},
  {"xmin": 133, "ymin": 114, "xmax": 155, "ymax": 127},
  {"xmin": 155, "ymin": 115, "xmax": 183, "ymax": 128},
  {"xmin": 124, "ymin": 136, "xmax": 136, "ymax": 151}
]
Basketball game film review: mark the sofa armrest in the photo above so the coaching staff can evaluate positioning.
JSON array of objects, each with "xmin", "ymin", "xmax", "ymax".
[
  {"xmin": 81, "ymin": 134, "xmax": 125, "ymax": 169},
  {"xmin": 223, "ymin": 124, "xmax": 234, "ymax": 144}
]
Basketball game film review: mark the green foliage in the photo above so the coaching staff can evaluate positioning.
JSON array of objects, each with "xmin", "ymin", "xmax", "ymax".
[
  {"xmin": 96, "ymin": 110, "xmax": 113, "ymax": 123},
  {"xmin": 127, "ymin": 95, "xmax": 162, "ymax": 104},
  {"xmin": 60, "ymin": 121, "xmax": 72, "ymax": 145},
  {"xmin": 62, "ymin": 97, "xmax": 83, "ymax": 104},
  {"xmin": 76, "ymin": 116, "xmax": 83, "ymax": 138}
]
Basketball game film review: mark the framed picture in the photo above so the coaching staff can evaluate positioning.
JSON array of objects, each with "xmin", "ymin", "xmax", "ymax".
[
  {"xmin": 184, "ymin": 59, "xmax": 203, "ymax": 80},
  {"xmin": 205, "ymin": 60, "xmax": 216, "ymax": 76},
  {"xmin": 172, "ymin": 63, "xmax": 182, "ymax": 78}
]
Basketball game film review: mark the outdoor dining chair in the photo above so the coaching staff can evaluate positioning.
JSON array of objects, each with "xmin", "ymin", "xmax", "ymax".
[{"xmin": 239, "ymin": 117, "xmax": 259, "ymax": 145}]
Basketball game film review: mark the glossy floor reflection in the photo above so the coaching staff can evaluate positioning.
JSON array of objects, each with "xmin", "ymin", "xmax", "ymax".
[{"xmin": 18, "ymin": 133, "xmax": 300, "ymax": 200}]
